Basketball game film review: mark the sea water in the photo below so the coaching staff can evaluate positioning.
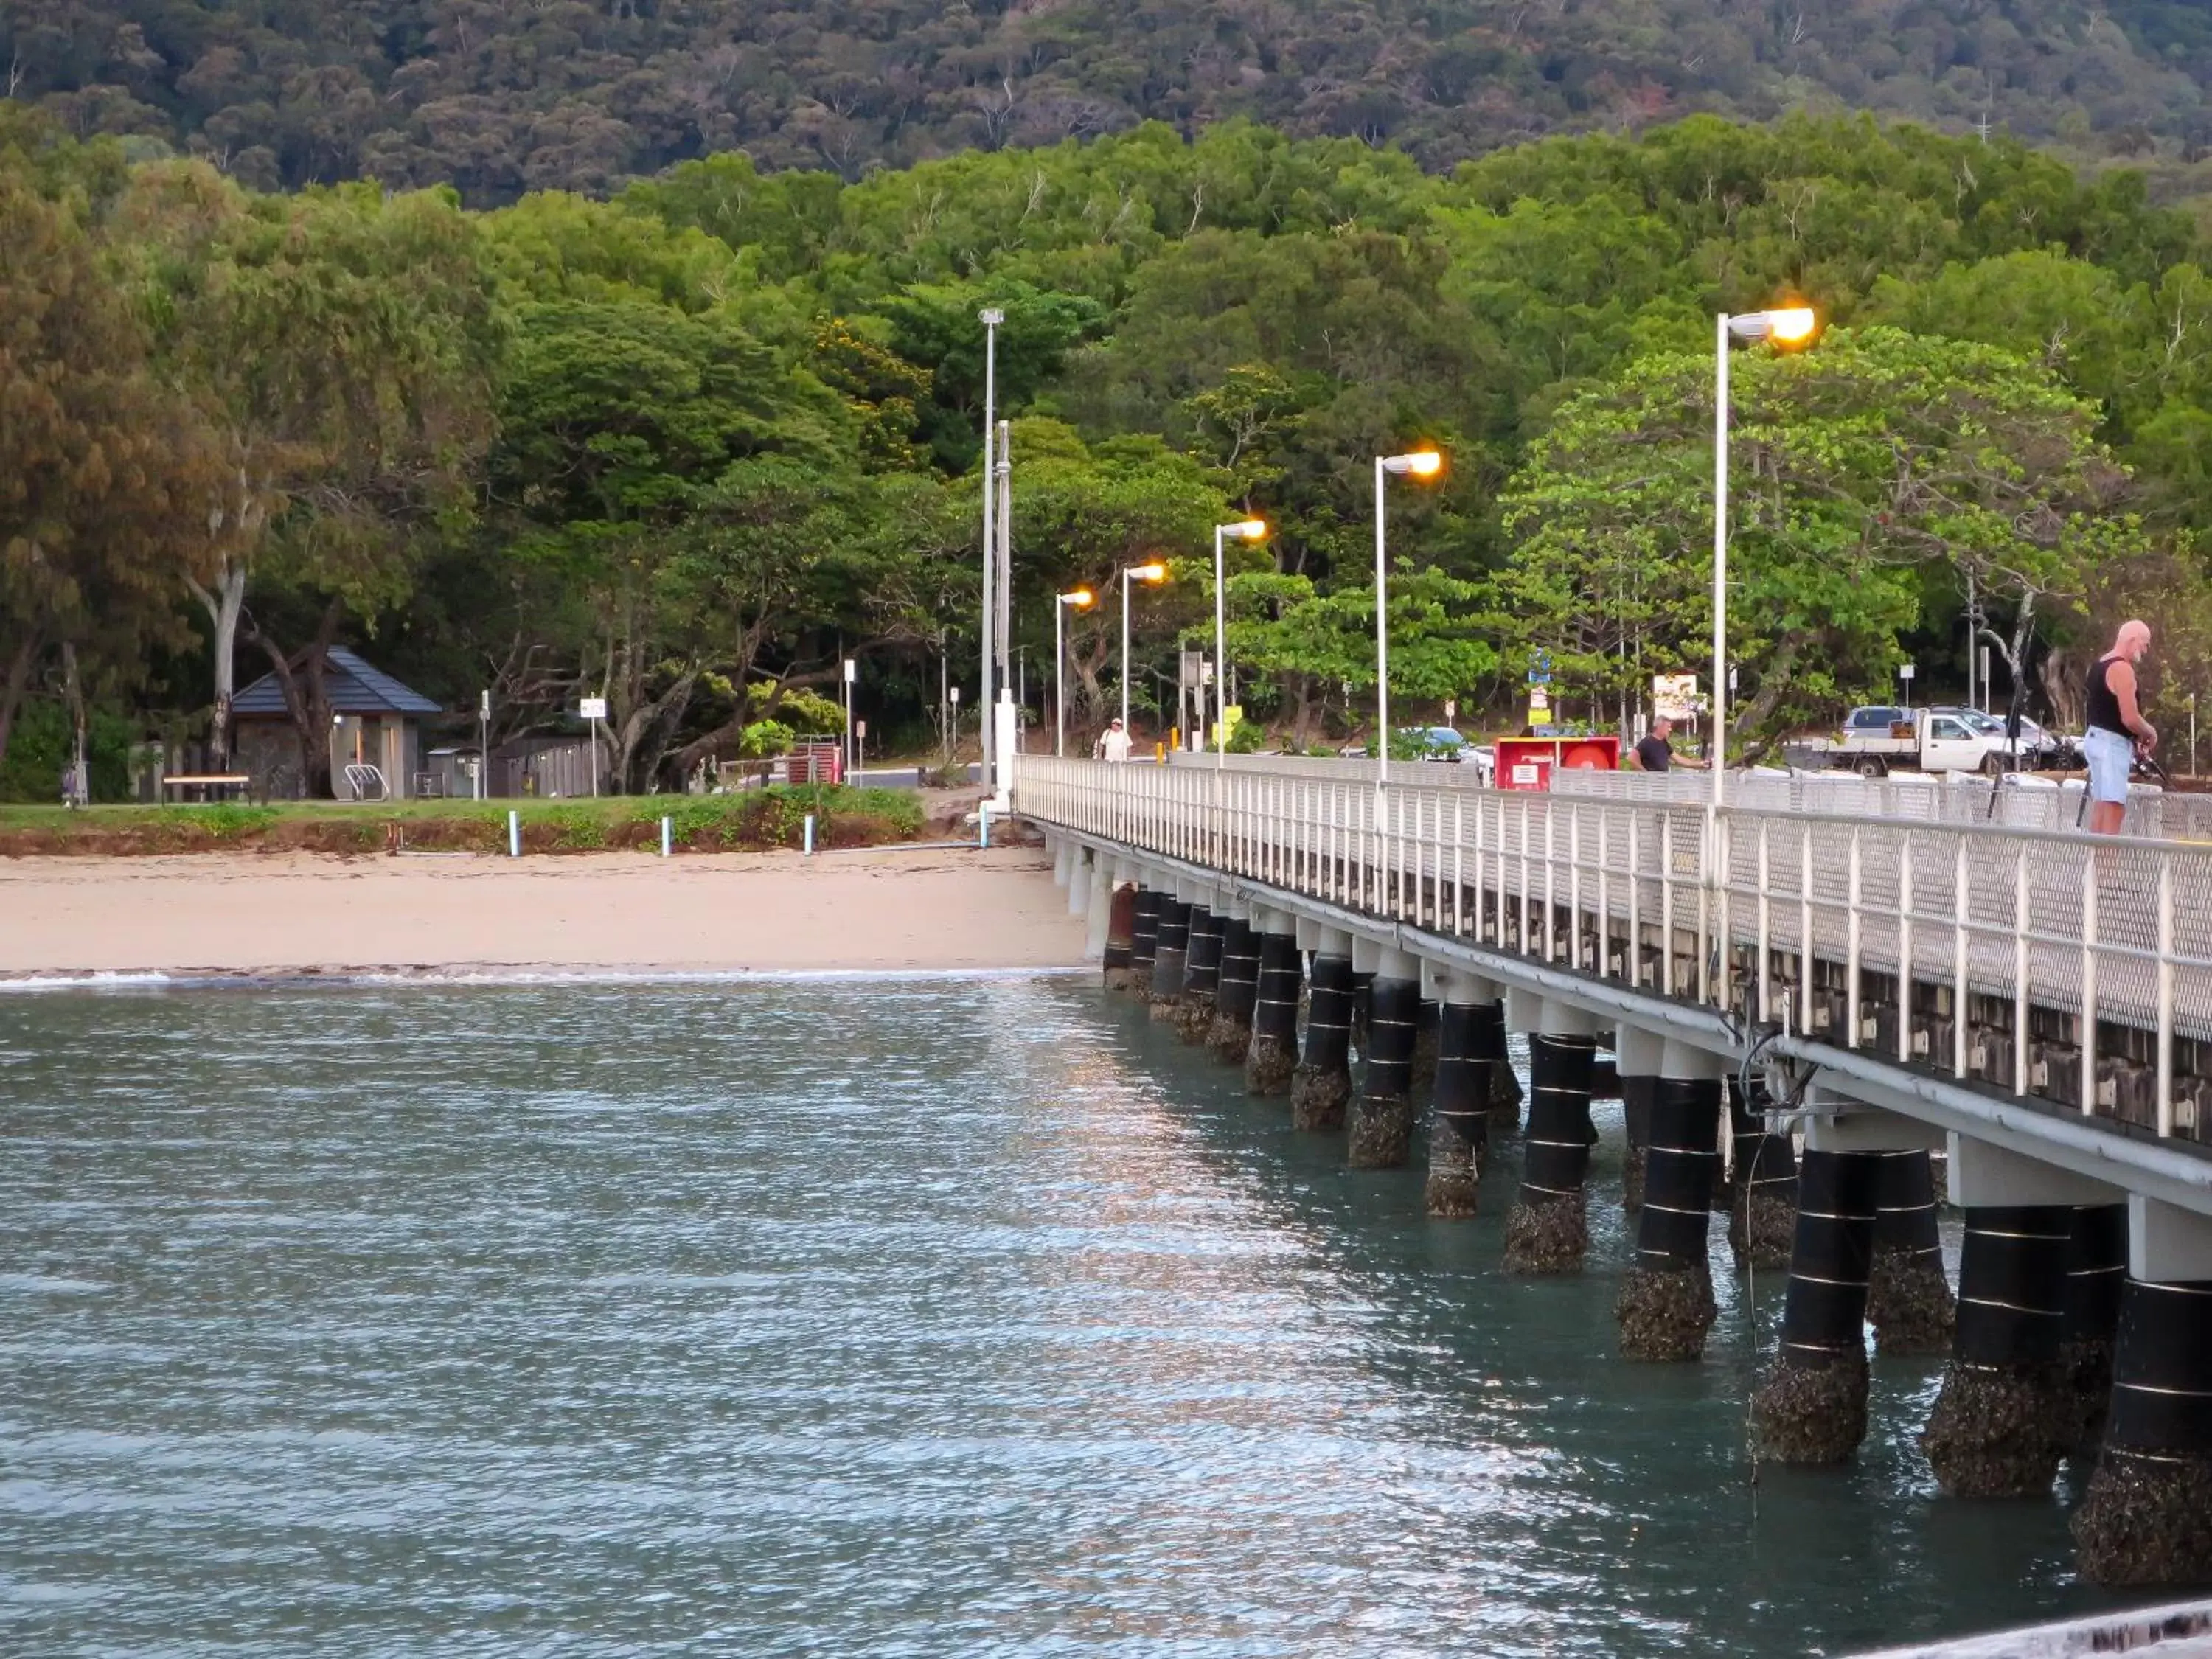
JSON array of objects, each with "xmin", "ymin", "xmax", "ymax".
[{"xmin": 0, "ymin": 978, "xmax": 2157, "ymax": 1655}]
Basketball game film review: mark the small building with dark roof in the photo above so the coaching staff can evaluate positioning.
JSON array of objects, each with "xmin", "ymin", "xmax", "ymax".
[{"xmin": 233, "ymin": 647, "xmax": 445, "ymax": 801}]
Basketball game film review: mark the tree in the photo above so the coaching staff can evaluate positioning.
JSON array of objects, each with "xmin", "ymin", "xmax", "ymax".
[
  {"xmin": 1498, "ymin": 327, "xmax": 2142, "ymax": 749},
  {"xmin": 118, "ymin": 165, "xmax": 501, "ymax": 789},
  {"xmin": 0, "ymin": 174, "xmax": 218, "ymax": 774}
]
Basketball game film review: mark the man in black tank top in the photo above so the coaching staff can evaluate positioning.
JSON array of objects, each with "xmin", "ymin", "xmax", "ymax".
[{"xmin": 2084, "ymin": 619, "xmax": 2155, "ymax": 835}]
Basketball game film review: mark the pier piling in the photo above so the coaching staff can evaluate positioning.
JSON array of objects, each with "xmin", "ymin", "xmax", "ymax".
[
  {"xmin": 1865, "ymin": 1150, "xmax": 1956, "ymax": 1356},
  {"xmin": 1617, "ymin": 1043, "xmax": 1723, "ymax": 1360},
  {"xmin": 1347, "ymin": 947, "xmax": 1420, "ymax": 1169},
  {"xmin": 1126, "ymin": 887, "xmax": 1160, "ymax": 998},
  {"xmin": 1175, "ymin": 902, "xmax": 1225, "ymax": 1042},
  {"xmin": 1207, "ymin": 914, "xmax": 1261, "ymax": 1064},
  {"xmin": 1245, "ymin": 912, "xmax": 1301, "ymax": 1096},
  {"xmin": 1147, "ymin": 894, "xmax": 1190, "ymax": 1019},
  {"xmin": 1292, "ymin": 928, "xmax": 1355, "ymax": 1131},
  {"xmin": 1753, "ymin": 1148, "xmax": 1880, "ymax": 1463},
  {"xmin": 2059, "ymin": 1204, "xmax": 2129, "ymax": 1447},
  {"xmin": 1921, "ymin": 1205, "xmax": 2070, "ymax": 1496},
  {"xmin": 1425, "ymin": 971, "xmax": 1497, "ymax": 1217},
  {"xmin": 1503, "ymin": 1002, "xmax": 1599, "ymax": 1273},
  {"xmin": 1725, "ymin": 1077, "xmax": 1798, "ymax": 1272},
  {"xmin": 2073, "ymin": 1274, "xmax": 2212, "ymax": 1586}
]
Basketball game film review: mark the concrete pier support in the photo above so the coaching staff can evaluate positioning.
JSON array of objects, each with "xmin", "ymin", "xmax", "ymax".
[
  {"xmin": 1347, "ymin": 946, "xmax": 1420, "ymax": 1169},
  {"xmin": 1613, "ymin": 1025, "xmax": 1663, "ymax": 1214},
  {"xmin": 1147, "ymin": 893, "xmax": 1190, "ymax": 1018},
  {"xmin": 1921, "ymin": 1205, "xmax": 2070, "ymax": 1497},
  {"xmin": 1175, "ymin": 902, "xmax": 1225, "ymax": 1043},
  {"xmin": 1207, "ymin": 912, "xmax": 1261, "ymax": 1064},
  {"xmin": 2060, "ymin": 1205, "xmax": 2129, "ymax": 1447},
  {"xmin": 2074, "ymin": 1275, "xmax": 2212, "ymax": 1586},
  {"xmin": 1102, "ymin": 877, "xmax": 1137, "ymax": 990},
  {"xmin": 1475, "ymin": 998, "xmax": 1520, "ymax": 1130},
  {"xmin": 1068, "ymin": 846, "xmax": 1091, "ymax": 917},
  {"xmin": 1082, "ymin": 855, "xmax": 1112, "ymax": 962},
  {"xmin": 2075, "ymin": 1198, "xmax": 2212, "ymax": 1586},
  {"xmin": 1292, "ymin": 928, "xmax": 1355, "ymax": 1131},
  {"xmin": 1617, "ymin": 1041, "xmax": 1724, "ymax": 1360},
  {"xmin": 1126, "ymin": 887, "xmax": 1160, "ymax": 998},
  {"xmin": 1865, "ymin": 1150, "xmax": 1955, "ymax": 1356},
  {"xmin": 1425, "ymin": 971, "xmax": 1497, "ymax": 1217},
  {"xmin": 1725, "ymin": 1077, "xmax": 1798, "ymax": 1272},
  {"xmin": 1752, "ymin": 1148, "xmax": 1880, "ymax": 1464},
  {"xmin": 1503, "ymin": 1001, "xmax": 1599, "ymax": 1273},
  {"xmin": 1245, "ymin": 911, "xmax": 1301, "ymax": 1096}
]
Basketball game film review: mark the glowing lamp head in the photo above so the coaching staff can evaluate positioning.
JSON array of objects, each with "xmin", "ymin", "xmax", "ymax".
[
  {"xmin": 1382, "ymin": 450, "xmax": 1445, "ymax": 479},
  {"xmin": 1062, "ymin": 588, "xmax": 1095, "ymax": 608},
  {"xmin": 1766, "ymin": 306, "xmax": 1818, "ymax": 345},
  {"xmin": 1132, "ymin": 563, "xmax": 1168, "ymax": 584},
  {"xmin": 1228, "ymin": 519, "xmax": 1267, "ymax": 540}
]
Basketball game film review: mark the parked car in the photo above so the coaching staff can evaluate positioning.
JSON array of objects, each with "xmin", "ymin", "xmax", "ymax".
[
  {"xmin": 1819, "ymin": 707, "xmax": 2013, "ymax": 776},
  {"xmin": 1927, "ymin": 706, "xmax": 2067, "ymax": 768}
]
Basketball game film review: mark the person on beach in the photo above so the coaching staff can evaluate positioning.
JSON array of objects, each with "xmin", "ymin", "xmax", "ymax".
[
  {"xmin": 1097, "ymin": 718, "xmax": 1133, "ymax": 763},
  {"xmin": 1631, "ymin": 716, "xmax": 1707, "ymax": 773},
  {"xmin": 2085, "ymin": 619, "xmax": 2156, "ymax": 835}
]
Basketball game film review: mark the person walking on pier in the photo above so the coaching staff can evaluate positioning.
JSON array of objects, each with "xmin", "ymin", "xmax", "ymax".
[
  {"xmin": 1630, "ymin": 716, "xmax": 1708, "ymax": 773},
  {"xmin": 2085, "ymin": 620, "xmax": 2156, "ymax": 835},
  {"xmin": 1096, "ymin": 717, "xmax": 1133, "ymax": 763}
]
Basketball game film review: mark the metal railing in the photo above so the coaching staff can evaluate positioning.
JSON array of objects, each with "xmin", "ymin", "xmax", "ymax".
[{"xmin": 1017, "ymin": 754, "xmax": 2212, "ymax": 1147}]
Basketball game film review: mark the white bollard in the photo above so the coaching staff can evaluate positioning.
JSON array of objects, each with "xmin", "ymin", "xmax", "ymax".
[
  {"xmin": 661, "ymin": 815, "xmax": 672, "ymax": 858},
  {"xmin": 508, "ymin": 810, "xmax": 520, "ymax": 858},
  {"xmin": 804, "ymin": 813, "xmax": 815, "ymax": 855}
]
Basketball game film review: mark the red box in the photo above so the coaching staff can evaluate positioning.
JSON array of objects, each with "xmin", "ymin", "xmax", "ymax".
[{"xmin": 1493, "ymin": 735, "xmax": 1619, "ymax": 790}]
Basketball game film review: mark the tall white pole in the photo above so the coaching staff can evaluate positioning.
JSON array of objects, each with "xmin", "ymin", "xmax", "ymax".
[
  {"xmin": 1214, "ymin": 524, "xmax": 1228, "ymax": 767},
  {"xmin": 1055, "ymin": 599, "xmax": 1066, "ymax": 758},
  {"xmin": 1712, "ymin": 312, "xmax": 1731, "ymax": 811},
  {"xmin": 1121, "ymin": 570, "xmax": 1133, "ymax": 734},
  {"xmin": 996, "ymin": 420, "xmax": 1013, "ymax": 689},
  {"xmin": 979, "ymin": 313, "xmax": 1000, "ymax": 793},
  {"xmin": 1374, "ymin": 456, "xmax": 1391, "ymax": 793}
]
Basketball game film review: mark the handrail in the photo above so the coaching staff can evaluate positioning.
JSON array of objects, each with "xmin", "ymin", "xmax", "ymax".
[{"xmin": 1016, "ymin": 754, "xmax": 2212, "ymax": 1149}]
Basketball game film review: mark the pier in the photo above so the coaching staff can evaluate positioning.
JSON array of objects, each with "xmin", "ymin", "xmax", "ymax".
[{"xmin": 1025, "ymin": 752, "xmax": 2212, "ymax": 1588}]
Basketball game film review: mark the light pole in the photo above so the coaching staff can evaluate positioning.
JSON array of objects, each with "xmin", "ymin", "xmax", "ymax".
[
  {"xmin": 1212, "ymin": 520, "xmax": 1267, "ymax": 764},
  {"xmin": 1120, "ymin": 561, "xmax": 1169, "ymax": 735},
  {"xmin": 1713, "ymin": 305, "xmax": 1817, "ymax": 807},
  {"xmin": 1055, "ymin": 588, "xmax": 1094, "ymax": 757},
  {"xmin": 978, "ymin": 307, "xmax": 1004, "ymax": 790},
  {"xmin": 1373, "ymin": 451, "xmax": 1444, "ymax": 789}
]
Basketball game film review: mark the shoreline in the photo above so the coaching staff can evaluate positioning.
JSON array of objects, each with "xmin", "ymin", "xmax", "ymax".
[{"xmin": 0, "ymin": 846, "xmax": 1088, "ymax": 980}]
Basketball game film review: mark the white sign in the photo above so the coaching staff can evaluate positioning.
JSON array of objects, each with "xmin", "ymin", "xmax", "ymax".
[
  {"xmin": 1512, "ymin": 763, "xmax": 1540, "ymax": 786},
  {"xmin": 1652, "ymin": 675, "xmax": 1702, "ymax": 720},
  {"xmin": 1898, "ymin": 664, "xmax": 1916, "ymax": 682},
  {"xmin": 1443, "ymin": 699, "xmax": 1457, "ymax": 722},
  {"xmin": 1528, "ymin": 687, "xmax": 1551, "ymax": 714},
  {"xmin": 579, "ymin": 697, "xmax": 608, "ymax": 720},
  {"xmin": 844, "ymin": 658, "xmax": 858, "ymax": 684},
  {"xmin": 856, "ymin": 720, "xmax": 867, "ymax": 740},
  {"xmin": 950, "ymin": 686, "xmax": 961, "ymax": 704}
]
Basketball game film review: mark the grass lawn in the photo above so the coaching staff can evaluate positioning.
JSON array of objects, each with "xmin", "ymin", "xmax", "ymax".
[{"xmin": 0, "ymin": 786, "xmax": 929, "ymax": 856}]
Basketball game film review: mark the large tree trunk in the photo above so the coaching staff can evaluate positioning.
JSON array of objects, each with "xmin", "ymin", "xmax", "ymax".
[
  {"xmin": 246, "ymin": 600, "xmax": 344, "ymax": 799},
  {"xmin": 189, "ymin": 560, "xmax": 249, "ymax": 767},
  {"xmin": 1728, "ymin": 636, "xmax": 1803, "ymax": 761},
  {"xmin": 0, "ymin": 630, "xmax": 39, "ymax": 776}
]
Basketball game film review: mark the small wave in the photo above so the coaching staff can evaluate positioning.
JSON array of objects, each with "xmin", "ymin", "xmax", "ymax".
[{"xmin": 0, "ymin": 964, "xmax": 1091, "ymax": 995}]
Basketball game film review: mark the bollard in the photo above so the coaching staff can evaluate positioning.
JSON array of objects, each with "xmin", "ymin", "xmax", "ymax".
[
  {"xmin": 804, "ymin": 813, "xmax": 815, "ymax": 855},
  {"xmin": 979, "ymin": 804, "xmax": 991, "ymax": 848},
  {"xmin": 661, "ymin": 815, "xmax": 672, "ymax": 858},
  {"xmin": 508, "ymin": 809, "xmax": 521, "ymax": 858}
]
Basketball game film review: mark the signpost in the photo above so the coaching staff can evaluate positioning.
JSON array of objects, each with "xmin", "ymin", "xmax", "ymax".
[
  {"xmin": 579, "ymin": 696, "xmax": 608, "ymax": 796},
  {"xmin": 844, "ymin": 657, "xmax": 857, "ymax": 782},
  {"xmin": 477, "ymin": 689, "xmax": 490, "ymax": 800}
]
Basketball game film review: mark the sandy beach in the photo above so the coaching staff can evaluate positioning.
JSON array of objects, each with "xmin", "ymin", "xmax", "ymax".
[{"xmin": 0, "ymin": 846, "xmax": 1088, "ymax": 980}]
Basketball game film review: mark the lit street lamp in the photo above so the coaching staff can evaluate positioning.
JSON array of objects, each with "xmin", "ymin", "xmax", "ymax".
[
  {"xmin": 1374, "ymin": 449, "xmax": 1444, "ymax": 789},
  {"xmin": 1054, "ymin": 587, "xmax": 1094, "ymax": 757},
  {"xmin": 1212, "ymin": 520, "xmax": 1267, "ymax": 764},
  {"xmin": 1120, "ymin": 561, "xmax": 1169, "ymax": 735},
  {"xmin": 1712, "ymin": 305, "xmax": 1816, "ymax": 807}
]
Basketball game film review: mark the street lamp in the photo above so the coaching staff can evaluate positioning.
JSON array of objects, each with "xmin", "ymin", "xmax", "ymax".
[
  {"xmin": 1212, "ymin": 519, "xmax": 1267, "ymax": 764},
  {"xmin": 1120, "ymin": 561, "xmax": 1169, "ymax": 734},
  {"xmin": 978, "ymin": 307, "xmax": 1004, "ymax": 792},
  {"xmin": 1712, "ymin": 305, "xmax": 1817, "ymax": 806},
  {"xmin": 1374, "ymin": 450, "xmax": 1444, "ymax": 788},
  {"xmin": 1054, "ymin": 588, "xmax": 1094, "ymax": 758}
]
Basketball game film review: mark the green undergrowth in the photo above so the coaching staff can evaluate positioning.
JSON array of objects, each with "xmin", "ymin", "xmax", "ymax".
[{"xmin": 0, "ymin": 786, "xmax": 924, "ymax": 857}]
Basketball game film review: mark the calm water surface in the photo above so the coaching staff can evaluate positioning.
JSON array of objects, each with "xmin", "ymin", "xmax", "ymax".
[{"xmin": 0, "ymin": 978, "xmax": 2149, "ymax": 1656}]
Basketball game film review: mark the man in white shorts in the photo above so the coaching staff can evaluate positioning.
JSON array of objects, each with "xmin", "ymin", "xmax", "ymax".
[{"xmin": 2082, "ymin": 619, "xmax": 2156, "ymax": 835}]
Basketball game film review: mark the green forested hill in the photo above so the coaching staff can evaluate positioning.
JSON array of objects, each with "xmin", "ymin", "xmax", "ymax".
[{"xmin": 6, "ymin": 0, "xmax": 2211, "ymax": 203}]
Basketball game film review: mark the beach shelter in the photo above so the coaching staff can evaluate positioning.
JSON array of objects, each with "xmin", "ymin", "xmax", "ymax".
[{"xmin": 232, "ymin": 647, "xmax": 445, "ymax": 801}]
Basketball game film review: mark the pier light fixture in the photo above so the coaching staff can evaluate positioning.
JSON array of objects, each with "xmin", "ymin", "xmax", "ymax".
[
  {"xmin": 1120, "ymin": 561, "xmax": 1170, "ymax": 733},
  {"xmin": 1212, "ymin": 521, "xmax": 1269, "ymax": 764},
  {"xmin": 1373, "ymin": 450, "xmax": 1447, "ymax": 790},
  {"xmin": 1054, "ymin": 588, "xmax": 1095, "ymax": 758},
  {"xmin": 1713, "ymin": 304, "xmax": 1820, "ymax": 808},
  {"xmin": 978, "ymin": 307, "xmax": 1007, "ymax": 795}
]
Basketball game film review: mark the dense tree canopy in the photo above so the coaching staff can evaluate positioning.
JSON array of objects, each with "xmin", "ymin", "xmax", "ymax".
[
  {"xmin": 7, "ymin": 104, "xmax": 2212, "ymax": 793},
  {"xmin": 7, "ymin": 0, "xmax": 2212, "ymax": 206}
]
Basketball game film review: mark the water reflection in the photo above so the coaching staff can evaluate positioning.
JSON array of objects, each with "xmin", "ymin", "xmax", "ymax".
[{"xmin": 0, "ymin": 980, "xmax": 2153, "ymax": 1655}]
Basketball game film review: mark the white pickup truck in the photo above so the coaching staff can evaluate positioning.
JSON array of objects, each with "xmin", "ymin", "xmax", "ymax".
[{"xmin": 1816, "ymin": 706, "xmax": 2013, "ymax": 778}]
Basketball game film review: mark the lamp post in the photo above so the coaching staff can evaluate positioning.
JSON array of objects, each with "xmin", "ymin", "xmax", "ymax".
[
  {"xmin": 978, "ymin": 307, "xmax": 1004, "ymax": 791},
  {"xmin": 1373, "ymin": 450, "xmax": 1444, "ymax": 790},
  {"xmin": 1120, "ymin": 561, "xmax": 1169, "ymax": 734},
  {"xmin": 1712, "ymin": 305, "xmax": 1817, "ymax": 807},
  {"xmin": 1054, "ymin": 588, "xmax": 1094, "ymax": 757},
  {"xmin": 1212, "ymin": 520, "xmax": 1267, "ymax": 765}
]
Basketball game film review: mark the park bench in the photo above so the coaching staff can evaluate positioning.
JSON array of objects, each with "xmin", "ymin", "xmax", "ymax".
[{"xmin": 160, "ymin": 773, "xmax": 251, "ymax": 803}]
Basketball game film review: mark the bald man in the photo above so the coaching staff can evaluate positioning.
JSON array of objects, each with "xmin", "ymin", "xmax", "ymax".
[{"xmin": 2084, "ymin": 619, "xmax": 2155, "ymax": 835}]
